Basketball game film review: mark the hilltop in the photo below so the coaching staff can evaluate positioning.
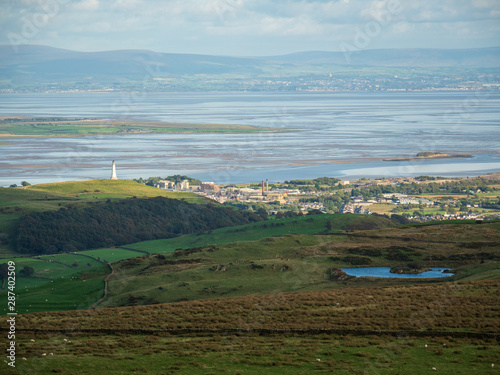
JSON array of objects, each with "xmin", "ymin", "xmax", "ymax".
[
  {"xmin": 0, "ymin": 180, "xmax": 208, "ymax": 253},
  {"xmin": 24, "ymin": 179, "xmax": 205, "ymax": 201}
]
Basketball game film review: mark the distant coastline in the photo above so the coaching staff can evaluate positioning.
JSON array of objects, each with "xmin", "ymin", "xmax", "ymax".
[{"xmin": 383, "ymin": 152, "xmax": 473, "ymax": 162}]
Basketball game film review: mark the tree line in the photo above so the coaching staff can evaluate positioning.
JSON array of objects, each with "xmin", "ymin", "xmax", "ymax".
[{"xmin": 15, "ymin": 197, "xmax": 267, "ymax": 254}]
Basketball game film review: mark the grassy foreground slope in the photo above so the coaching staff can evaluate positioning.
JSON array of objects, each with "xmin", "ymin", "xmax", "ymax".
[{"xmin": 5, "ymin": 279, "xmax": 499, "ymax": 375}]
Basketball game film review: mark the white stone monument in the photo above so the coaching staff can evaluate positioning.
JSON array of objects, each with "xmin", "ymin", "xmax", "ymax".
[{"xmin": 111, "ymin": 160, "xmax": 118, "ymax": 180}]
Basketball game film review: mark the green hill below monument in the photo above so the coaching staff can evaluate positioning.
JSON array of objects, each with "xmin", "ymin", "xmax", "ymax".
[
  {"xmin": 15, "ymin": 196, "xmax": 267, "ymax": 254},
  {"xmin": 0, "ymin": 180, "xmax": 208, "ymax": 254}
]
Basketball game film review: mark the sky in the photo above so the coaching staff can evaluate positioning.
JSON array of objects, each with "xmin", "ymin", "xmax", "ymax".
[{"xmin": 1, "ymin": 0, "xmax": 499, "ymax": 56}]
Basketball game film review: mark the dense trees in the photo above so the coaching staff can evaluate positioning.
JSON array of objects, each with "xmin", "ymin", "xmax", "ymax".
[
  {"xmin": 15, "ymin": 197, "xmax": 266, "ymax": 254},
  {"xmin": 134, "ymin": 175, "xmax": 202, "ymax": 187},
  {"xmin": 285, "ymin": 177, "xmax": 340, "ymax": 186}
]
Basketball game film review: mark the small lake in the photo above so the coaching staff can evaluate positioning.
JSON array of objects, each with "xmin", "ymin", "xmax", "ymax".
[{"xmin": 341, "ymin": 267, "xmax": 453, "ymax": 278}]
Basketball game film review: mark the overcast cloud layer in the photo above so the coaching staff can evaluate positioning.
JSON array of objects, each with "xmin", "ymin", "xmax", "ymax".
[{"xmin": 1, "ymin": 0, "xmax": 499, "ymax": 55}]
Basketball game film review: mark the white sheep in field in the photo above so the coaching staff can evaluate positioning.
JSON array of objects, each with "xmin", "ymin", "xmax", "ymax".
[
  {"xmin": 432, "ymin": 367, "xmax": 437, "ymax": 371},
  {"xmin": 30, "ymin": 339, "xmax": 35, "ymax": 342},
  {"xmin": 48, "ymin": 353, "xmax": 53, "ymax": 356}
]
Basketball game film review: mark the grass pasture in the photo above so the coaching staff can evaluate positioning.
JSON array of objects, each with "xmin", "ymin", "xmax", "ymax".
[
  {"xmin": 11, "ymin": 268, "xmax": 107, "ymax": 314},
  {"xmin": 126, "ymin": 213, "xmax": 394, "ymax": 254},
  {"xmin": 78, "ymin": 248, "xmax": 148, "ymax": 263},
  {"xmin": 37, "ymin": 253, "xmax": 100, "ymax": 268},
  {"xmin": 4, "ymin": 333, "xmax": 498, "ymax": 375},
  {"xmin": 0, "ymin": 255, "xmax": 108, "ymax": 314}
]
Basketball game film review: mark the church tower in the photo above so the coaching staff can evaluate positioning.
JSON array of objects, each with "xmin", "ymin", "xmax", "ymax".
[{"xmin": 111, "ymin": 160, "xmax": 118, "ymax": 180}]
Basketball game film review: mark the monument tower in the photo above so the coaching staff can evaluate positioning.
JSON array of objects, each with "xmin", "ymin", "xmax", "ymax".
[{"xmin": 111, "ymin": 160, "xmax": 118, "ymax": 180}]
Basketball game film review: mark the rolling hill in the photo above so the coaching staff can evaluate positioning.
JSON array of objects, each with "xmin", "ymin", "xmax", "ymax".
[
  {"xmin": 0, "ymin": 180, "xmax": 208, "ymax": 254},
  {"xmin": 1, "ymin": 45, "xmax": 499, "ymax": 87}
]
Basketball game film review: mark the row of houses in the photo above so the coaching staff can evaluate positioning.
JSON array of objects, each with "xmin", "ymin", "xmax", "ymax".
[
  {"xmin": 340, "ymin": 203, "xmax": 372, "ymax": 215},
  {"xmin": 409, "ymin": 212, "xmax": 481, "ymax": 222}
]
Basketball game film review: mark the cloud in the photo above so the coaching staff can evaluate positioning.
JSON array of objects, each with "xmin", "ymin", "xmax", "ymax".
[
  {"xmin": 0, "ymin": 0, "xmax": 498, "ymax": 55},
  {"xmin": 71, "ymin": 0, "xmax": 100, "ymax": 12}
]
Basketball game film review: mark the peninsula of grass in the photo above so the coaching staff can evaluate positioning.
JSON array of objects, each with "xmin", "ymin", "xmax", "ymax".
[
  {"xmin": 0, "ymin": 117, "xmax": 281, "ymax": 137},
  {"xmin": 383, "ymin": 152, "xmax": 473, "ymax": 162}
]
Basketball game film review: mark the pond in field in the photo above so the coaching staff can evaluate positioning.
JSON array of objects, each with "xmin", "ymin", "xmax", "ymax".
[{"xmin": 341, "ymin": 267, "xmax": 453, "ymax": 278}]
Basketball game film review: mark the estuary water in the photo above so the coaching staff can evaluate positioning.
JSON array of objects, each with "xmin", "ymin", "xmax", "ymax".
[{"xmin": 0, "ymin": 91, "xmax": 499, "ymax": 186}]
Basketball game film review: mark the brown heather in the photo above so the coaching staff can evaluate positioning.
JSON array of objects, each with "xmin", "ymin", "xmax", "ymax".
[{"xmin": 16, "ymin": 279, "xmax": 499, "ymax": 334}]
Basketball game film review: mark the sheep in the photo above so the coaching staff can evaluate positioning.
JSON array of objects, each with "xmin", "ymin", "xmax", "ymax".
[
  {"xmin": 432, "ymin": 367, "xmax": 437, "ymax": 371},
  {"xmin": 41, "ymin": 353, "xmax": 46, "ymax": 357}
]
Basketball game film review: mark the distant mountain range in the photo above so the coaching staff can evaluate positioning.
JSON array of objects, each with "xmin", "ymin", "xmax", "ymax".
[{"xmin": 0, "ymin": 45, "xmax": 499, "ymax": 91}]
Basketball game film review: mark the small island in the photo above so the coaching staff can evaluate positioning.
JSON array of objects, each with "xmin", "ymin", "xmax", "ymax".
[
  {"xmin": 390, "ymin": 266, "xmax": 432, "ymax": 274},
  {"xmin": 383, "ymin": 152, "xmax": 473, "ymax": 162}
]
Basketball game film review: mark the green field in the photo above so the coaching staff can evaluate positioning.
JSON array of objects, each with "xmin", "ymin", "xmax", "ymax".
[
  {"xmin": 0, "ymin": 255, "xmax": 107, "ymax": 314},
  {"xmin": 126, "ymin": 213, "xmax": 395, "ymax": 254},
  {"xmin": 78, "ymin": 248, "xmax": 148, "ymax": 263}
]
